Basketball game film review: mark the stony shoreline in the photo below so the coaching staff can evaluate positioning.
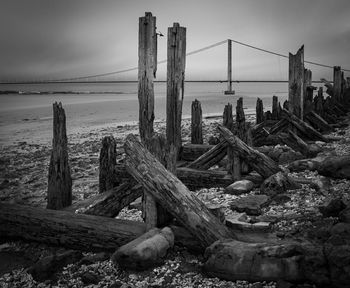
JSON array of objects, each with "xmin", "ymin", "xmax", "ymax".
[{"xmin": 1, "ymin": 114, "xmax": 350, "ymax": 287}]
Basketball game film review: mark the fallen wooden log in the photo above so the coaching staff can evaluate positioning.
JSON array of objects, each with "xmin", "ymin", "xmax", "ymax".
[
  {"xmin": 304, "ymin": 111, "xmax": 333, "ymax": 133},
  {"xmin": 176, "ymin": 167, "xmax": 233, "ymax": 189},
  {"xmin": 114, "ymin": 163, "xmax": 233, "ymax": 190},
  {"xmin": 124, "ymin": 134, "xmax": 234, "ymax": 247},
  {"xmin": 218, "ymin": 126, "xmax": 281, "ymax": 178},
  {"xmin": 278, "ymin": 130, "xmax": 316, "ymax": 157},
  {"xmin": 282, "ymin": 108, "xmax": 329, "ymax": 142},
  {"xmin": 64, "ymin": 182, "xmax": 143, "ymax": 217},
  {"xmin": 187, "ymin": 140, "xmax": 228, "ymax": 170},
  {"xmin": 180, "ymin": 143, "xmax": 213, "ymax": 161},
  {"xmin": 0, "ymin": 202, "xmax": 146, "ymax": 251}
]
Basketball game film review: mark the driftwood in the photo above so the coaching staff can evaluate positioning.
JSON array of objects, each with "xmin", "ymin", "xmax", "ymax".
[
  {"xmin": 64, "ymin": 182, "xmax": 143, "ymax": 217},
  {"xmin": 187, "ymin": 140, "xmax": 228, "ymax": 170},
  {"xmin": 218, "ymin": 126, "xmax": 281, "ymax": 178},
  {"xmin": 124, "ymin": 134, "xmax": 234, "ymax": 247},
  {"xmin": 304, "ymin": 111, "xmax": 333, "ymax": 133}
]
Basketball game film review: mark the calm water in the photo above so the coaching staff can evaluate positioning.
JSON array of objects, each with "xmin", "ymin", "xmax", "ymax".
[{"xmin": 0, "ymin": 82, "xmax": 290, "ymax": 145}]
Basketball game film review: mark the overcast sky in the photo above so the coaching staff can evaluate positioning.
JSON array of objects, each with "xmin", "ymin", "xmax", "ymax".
[{"xmin": 0, "ymin": 0, "xmax": 349, "ymax": 82}]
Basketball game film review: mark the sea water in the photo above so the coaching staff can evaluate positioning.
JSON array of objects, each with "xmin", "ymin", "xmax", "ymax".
[{"xmin": 0, "ymin": 82, "xmax": 289, "ymax": 145}]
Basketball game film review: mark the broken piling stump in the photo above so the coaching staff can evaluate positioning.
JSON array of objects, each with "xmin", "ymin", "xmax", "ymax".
[{"xmin": 47, "ymin": 102, "xmax": 72, "ymax": 210}]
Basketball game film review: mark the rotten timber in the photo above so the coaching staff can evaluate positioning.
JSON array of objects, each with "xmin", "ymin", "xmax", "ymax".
[
  {"xmin": 124, "ymin": 134, "xmax": 234, "ymax": 247},
  {"xmin": 218, "ymin": 126, "xmax": 281, "ymax": 178}
]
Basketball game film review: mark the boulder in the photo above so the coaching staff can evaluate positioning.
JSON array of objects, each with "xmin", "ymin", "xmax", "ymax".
[
  {"xmin": 317, "ymin": 155, "xmax": 350, "ymax": 180},
  {"xmin": 278, "ymin": 150, "xmax": 303, "ymax": 164},
  {"xmin": 260, "ymin": 172, "xmax": 300, "ymax": 197},
  {"xmin": 339, "ymin": 207, "xmax": 350, "ymax": 223},
  {"xmin": 203, "ymin": 240, "xmax": 304, "ymax": 283},
  {"xmin": 111, "ymin": 227, "xmax": 174, "ymax": 270},
  {"xmin": 225, "ymin": 180, "xmax": 254, "ymax": 195},
  {"xmin": 230, "ymin": 195, "xmax": 270, "ymax": 216},
  {"xmin": 27, "ymin": 250, "xmax": 83, "ymax": 281},
  {"xmin": 319, "ymin": 198, "xmax": 347, "ymax": 218}
]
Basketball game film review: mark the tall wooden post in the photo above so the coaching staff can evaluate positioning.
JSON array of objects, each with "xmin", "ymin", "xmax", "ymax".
[
  {"xmin": 191, "ymin": 99, "xmax": 203, "ymax": 144},
  {"xmin": 288, "ymin": 45, "xmax": 304, "ymax": 119},
  {"xmin": 346, "ymin": 77, "xmax": 350, "ymax": 89},
  {"xmin": 256, "ymin": 98, "xmax": 264, "ymax": 124},
  {"xmin": 99, "ymin": 136, "xmax": 117, "ymax": 193},
  {"xmin": 138, "ymin": 12, "xmax": 157, "ymax": 143},
  {"xmin": 138, "ymin": 12, "xmax": 158, "ymax": 230},
  {"xmin": 224, "ymin": 40, "xmax": 235, "ymax": 95},
  {"xmin": 47, "ymin": 102, "xmax": 72, "ymax": 210},
  {"xmin": 333, "ymin": 66, "xmax": 342, "ymax": 102},
  {"xmin": 166, "ymin": 22, "xmax": 186, "ymax": 168}
]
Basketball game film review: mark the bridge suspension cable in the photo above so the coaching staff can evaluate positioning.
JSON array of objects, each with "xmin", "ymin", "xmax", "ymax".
[{"xmin": 49, "ymin": 38, "xmax": 350, "ymax": 82}]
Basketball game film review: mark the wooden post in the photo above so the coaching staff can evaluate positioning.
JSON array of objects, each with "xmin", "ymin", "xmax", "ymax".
[
  {"xmin": 333, "ymin": 66, "xmax": 342, "ymax": 102},
  {"xmin": 99, "ymin": 136, "xmax": 117, "ymax": 193},
  {"xmin": 314, "ymin": 87, "xmax": 324, "ymax": 117},
  {"xmin": 272, "ymin": 95, "xmax": 279, "ymax": 120},
  {"xmin": 224, "ymin": 39, "xmax": 235, "ymax": 95},
  {"xmin": 191, "ymin": 99, "xmax": 203, "ymax": 144},
  {"xmin": 347, "ymin": 77, "xmax": 350, "ymax": 89},
  {"xmin": 47, "ymin": 102, "xmax": 72, "ymax": 210},
  {"xmin": 256, "ymin": 98, "xmax": 264, "ymax": 124},
  {"xmin": 138, "ymin": 12, "xmax": 157, "ymax": 143},
  {"xmin": 223, "ymin": 103, "xmax": 233, "ymax": 130},
  {"xmin": 166, "ymin": 22, "xmax": 186, "ymax": 167},
  {"xmin": 288, "ymin": 45, "xmax": 304, "ymax": 119}
]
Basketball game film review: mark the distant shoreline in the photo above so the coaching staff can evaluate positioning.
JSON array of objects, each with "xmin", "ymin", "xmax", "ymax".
[{"xmin": 0, "ymin": 90, "xmax": 130, "ymax": 95}]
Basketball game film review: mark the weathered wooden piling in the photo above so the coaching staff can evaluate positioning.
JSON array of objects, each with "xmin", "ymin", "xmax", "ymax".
[
  {"xmin": 288, "ymin": 45, "xmax": 304, "ymax": 119},
  {"xmin": 166, "ymin": 22, "xmax": 186, "ymax": 167},
  {"xmin": 272, "ymin": 95, "xmax": 279, "ymax": 120},
  {"xmin": 138, "ymin": 12, "xmax": 157, "ymax": 143},
  {"xmin": 333, "ymin": 66, "xmax": 342, "ymax": 102},
  {"xmin": 256, "ymin": 98, "xmax": 264, "ymax": 124},
  {"xmin": 47, "ymin": 102, "xmax": 72, "ymax": 210},
  {"xmin": 223, "ymin": 103, "xmax": 234, "ymax": 130},
  {"xmin": 303, "ymin": 69, "xmax": 313, "ymax": 114},
  {"xmin": 191, "ymin": 99, "xmax": 203, "ymax": 144},
  {"xmin": 99, "ymin": 136, "xmax": 117, "ymax": 193}
]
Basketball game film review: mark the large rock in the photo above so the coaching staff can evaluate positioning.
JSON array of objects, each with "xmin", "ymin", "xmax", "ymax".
[
  {"xmin": 317, "ymin": 155, "xmax": 350, "ymax": 180},
  {"xmin": 27, "ymin": 250, "xmax": 83, "ymax": 281},
  {"xmin": 324, "ymin": 223, "xmax": 350, "ymax": 288},
  {"xmin": 225, "ymin": 180, "xmax": 254, "ymax": 195},
  {"xmin": 339, "ymin": 207, "xmax": 350, "ymax": 223},
  {"xmin": 225, "ymin": 213, "xmax": 271, "ymax": 232},
  {"xmin": 260, "ymin": 172, "xmax": 300, "ymax": 197},
  {"xmin": 203, "ymin": 240, "xmax": 304, "ymax": 283},
  {"xmin": 319, "ymin": 198, "xmax": 347, "ymax": 218},
  {"xmin": 230, "ymin": 195, "xmax": 270, "ymax": 216},
  {"xmin": 111, "ymin": 227, "xmax": 174, "ymax": 270}
]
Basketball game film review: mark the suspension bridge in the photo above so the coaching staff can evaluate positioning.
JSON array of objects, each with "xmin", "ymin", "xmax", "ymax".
[{"xmin": 1, "ymin": 38, "xmax": 349, "ymax": 85}]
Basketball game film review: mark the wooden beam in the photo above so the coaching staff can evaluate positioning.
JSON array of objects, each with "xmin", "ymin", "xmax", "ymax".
[
  {"xmin": 124, "ymin": 134, "xmax": 234, "ymax": 247},
  {"xmin": 333, "ymin": 66, "xmax": 342, "ymax": 102},
  {"xmin": 256, "ymin": 97, "xmax": 264, "ymax": 124},
  {"xmin": 218, "ymin": 126, "xmax": 281, "ymax": 178}
]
